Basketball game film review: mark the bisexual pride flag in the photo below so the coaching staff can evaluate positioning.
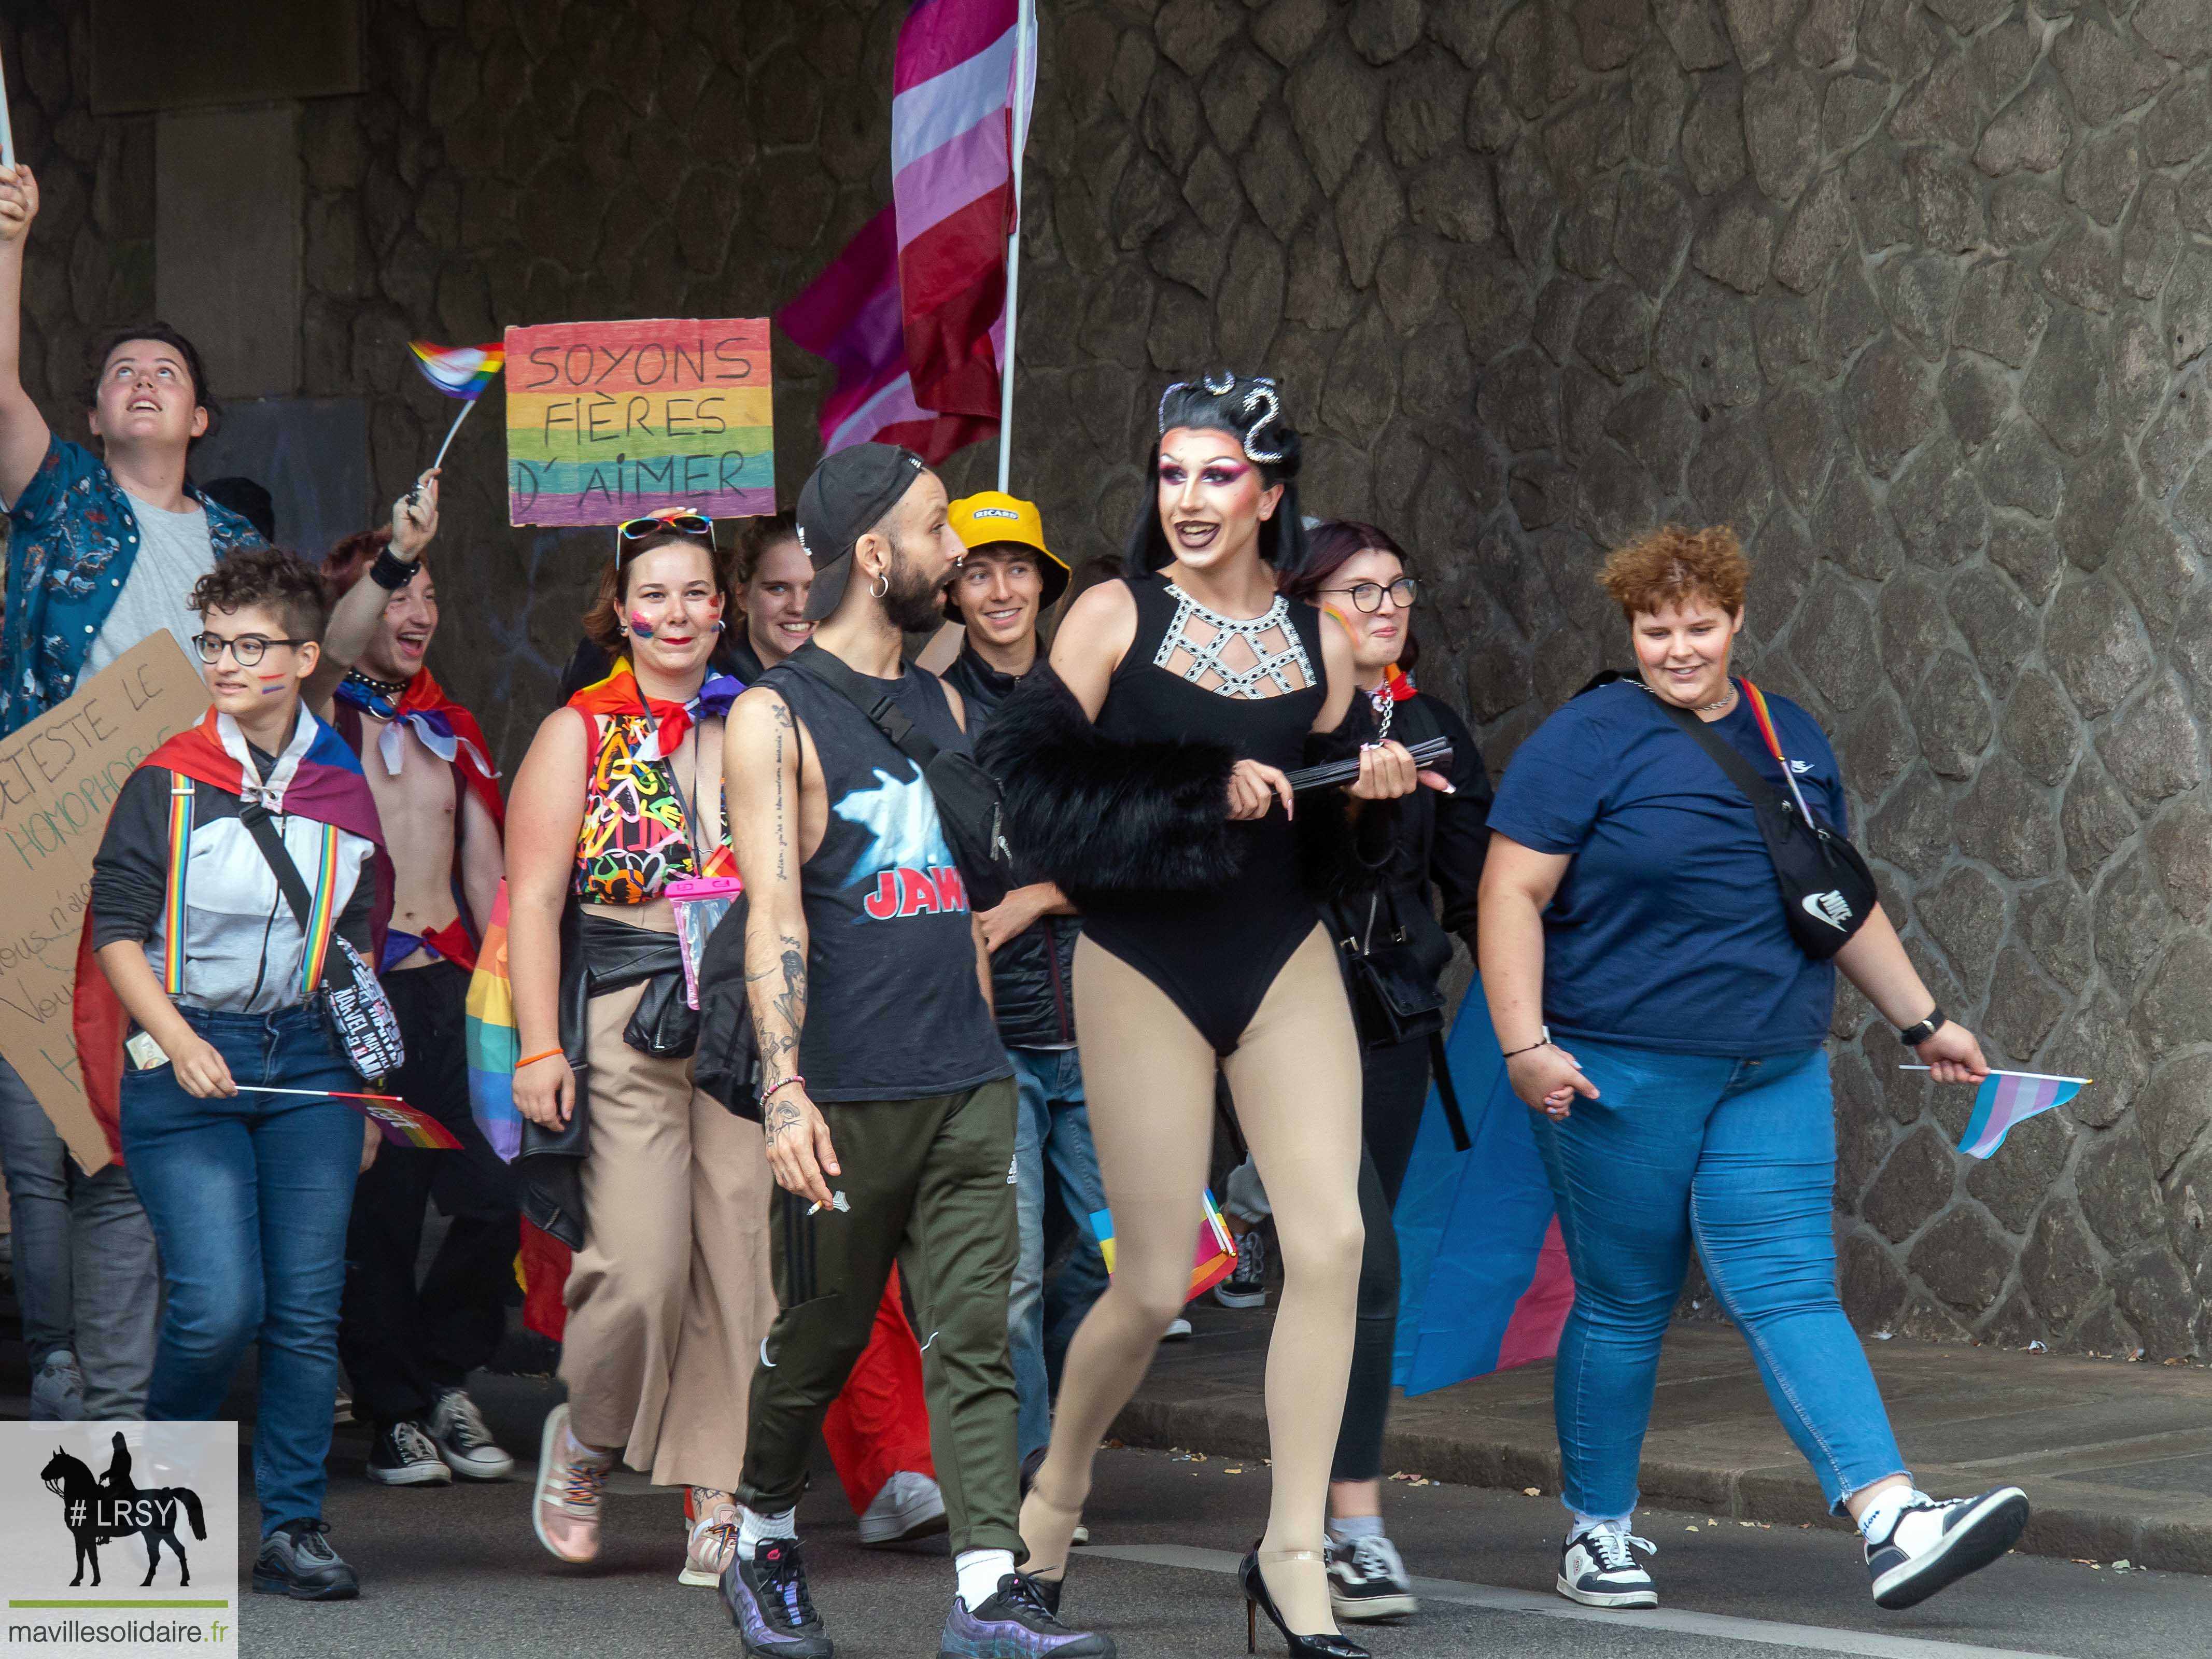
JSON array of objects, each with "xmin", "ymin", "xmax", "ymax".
[
  {"xmin": 1957, "ymin": 1070, "xmax": 2090, "ymax": 1159},
  {"xmin": 1392, "ymin": 981, "xmax": 1576, "ymax": 1395},
  {"xmin": 410, "ymin": 339, "xmax": 505, "ymax": 400},
  {"xmin": 464, "ymin": 880, "xmax": 522, "ymax": 1163}
]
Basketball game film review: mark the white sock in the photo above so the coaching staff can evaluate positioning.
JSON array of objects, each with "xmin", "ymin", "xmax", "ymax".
[
  {"xmin": 737, "ymin": 1506, "xmax": 797, "ymax": 1562},
  {"xmin": 955, "ymin": 1547, "xmax": 1016, "ymax": 1608},
  {"xmin": 1328, "ymin": 1514, "xmax": 1384, "ymax": 1544},
  {"xmin": 1569, "ymin": 1509, "xmax": 1631, "ymax": 1543},
  {"xmin": 1855, "ymin": 1487, "xmax": 1917, "ymax": 1544}
]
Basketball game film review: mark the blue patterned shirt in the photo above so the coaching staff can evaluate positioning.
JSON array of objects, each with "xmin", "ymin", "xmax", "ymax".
[{"xmin": 1, "ymin": 435, "xmax": 266, "ymax": 734}]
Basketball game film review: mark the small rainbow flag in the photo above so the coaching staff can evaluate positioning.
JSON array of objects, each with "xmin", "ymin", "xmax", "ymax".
[
  {"xmin": 1090, "ymin": 1188, "xmax": 1238, "ymax": 1300},
  {"xmin": 464, "ymin": 880, "xmax": 523, "ymax": 1162},
  {"xmin": 1957, "ymin": 1069, "xmax": 2090, "ymax": 1159},
  {"xmin": 357, "ymin": 1095, "xmax": 464, "ymax": 1149},
  {"xmin": 410, "ymin": 339, "xmax": 504, "ymax": 401}
]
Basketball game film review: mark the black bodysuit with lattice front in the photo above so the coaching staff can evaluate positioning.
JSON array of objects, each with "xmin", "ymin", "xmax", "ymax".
[{"xmin": 1081, "ymin": 572, "xmax": 1328, "ymax": 1053}]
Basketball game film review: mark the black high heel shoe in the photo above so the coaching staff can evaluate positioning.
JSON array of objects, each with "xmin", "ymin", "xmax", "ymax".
[{"xmin": 1239, "ymin": 1547, "xmax": 1370, "ymax": 1658}]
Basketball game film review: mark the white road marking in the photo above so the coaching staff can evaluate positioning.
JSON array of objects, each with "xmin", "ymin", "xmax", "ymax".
[{"xmin": 1075, "ymin": 1544, "xmax": 2065, "ymax": 1659}]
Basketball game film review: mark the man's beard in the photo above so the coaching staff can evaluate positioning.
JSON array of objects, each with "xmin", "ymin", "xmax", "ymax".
[{"xmin": 880, "ymin": 544, "xmax": 949, "ymax": 632}]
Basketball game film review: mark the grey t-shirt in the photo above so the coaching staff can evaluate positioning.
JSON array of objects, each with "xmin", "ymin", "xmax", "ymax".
[{"xmin": 83, "ymin": 494, "xmax": 216, "ymax": 674}]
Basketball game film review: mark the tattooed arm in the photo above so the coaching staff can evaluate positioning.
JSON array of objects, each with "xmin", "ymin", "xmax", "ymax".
[{"xmin": 725, "ymin": 685, "xmax": 840, "ymax": 1205}]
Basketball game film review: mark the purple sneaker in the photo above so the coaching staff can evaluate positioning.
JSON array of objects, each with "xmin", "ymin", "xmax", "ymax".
[
  {"xmin": 721, "ymin": 1537, "xmax": 834, "ymax": 1659},
  {"xmin": 938, "ymin": 1573, "xmax": 1114, "ymax": 1659}
]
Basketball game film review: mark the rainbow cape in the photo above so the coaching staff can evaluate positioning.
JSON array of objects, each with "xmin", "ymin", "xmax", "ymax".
[
  {"xmin": 410, "ymin": 340, "xmax": 504, "ymax": 400},
  {"xmin": 464, "ymin": 880, "xmax": 522, "ymax": 1162},
  {"xmin": 72, "ymin": 708, "xmax": 388, "ymax": 1157},
  {"xmin": 1089, "ymin": 1189, "xmax": 1239, "ymax": 1300},
  {"xmin": 1391, "ymin": 981, "xmax": 1576, "ymax": 1393}
]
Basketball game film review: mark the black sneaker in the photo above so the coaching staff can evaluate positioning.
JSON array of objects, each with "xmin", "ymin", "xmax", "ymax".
[
  {"xmin": 940, "ymin": 1572, "xmax": 1114, "ymax": 1658},
  {"xmin": 1328, "ymin": 1533, "xmax": 1418, "ymax": 1621},
  {"xmin": 253, "ymin": 1519, "xmax": 360, "ymax": 1600},
  {"xmin": 1215, "ymin": 1229, "xmax": 1267, "ymax": 1309},
  {"xmin": 1865, "ymin": 1486, "xmax": 2030, "ymax": 1610},
  {"xmin": 1556, "ymin": 1522, "xmax": 1657, "ymax": 1608},
  {"xmin": 722, "ymin": 1537, "xmax": 834, "ymax": 1658},
  {"xmin": 367, "ymin": 1419, "xmax": 452, "ymax": 1486}
]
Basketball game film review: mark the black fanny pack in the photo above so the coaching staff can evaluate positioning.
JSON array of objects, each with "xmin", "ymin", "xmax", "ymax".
[
  {"xmin": 1654, "ymin": 679, "xmax": 1876, "ymax": 961},
  {"xmin": 786, "ymin": 640, "xmax": 1015, "ymax": 911}
]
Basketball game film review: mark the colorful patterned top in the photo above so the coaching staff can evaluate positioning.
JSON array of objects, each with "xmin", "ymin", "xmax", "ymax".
[{"xmin": 568, "ymin": 661, "xmax": 738, "ymax": 905}]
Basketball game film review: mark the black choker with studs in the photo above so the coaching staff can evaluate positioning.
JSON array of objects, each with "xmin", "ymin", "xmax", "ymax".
[{"xmin": 345, "ymin": 667, "xmax": 411, "ymax": 701}]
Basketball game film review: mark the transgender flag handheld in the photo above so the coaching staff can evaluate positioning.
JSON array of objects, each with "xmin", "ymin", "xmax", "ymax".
[
  {"xmin": 1959, "ymin": 1071, "xmax": 2089, "ymax": 1159},
  {"xmin": 409, "ymin": 339, "xmax": 507, "ymax": 471}
]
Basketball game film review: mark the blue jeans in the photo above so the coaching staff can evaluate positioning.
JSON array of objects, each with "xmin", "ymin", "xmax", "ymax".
[
  {"xmin": 0, "ymin": 1057, "xmax": 161, "ymax": 1415},
  {"xmin": 121, "ymin": 1007, "xmax": 361, "ymax": 1534},
  {"xmin": 1007, "ymin": 1047, "xmax": 1109, "ymax": 1463},
  {"xmin": 1531, "ymin": 1039, "xmax": 1907, "ymax": 1518}
]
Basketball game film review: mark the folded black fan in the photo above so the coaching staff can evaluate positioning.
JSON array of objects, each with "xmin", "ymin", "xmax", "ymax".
[{"xmin": 1285, "ymin": 735, "xmax": 1454, "ymax": 793}]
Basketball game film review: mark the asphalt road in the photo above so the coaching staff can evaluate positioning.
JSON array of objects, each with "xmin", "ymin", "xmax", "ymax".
[{"xmin": 220, "ymin": 1410, "xmax": 2210, "ymax": 1659}]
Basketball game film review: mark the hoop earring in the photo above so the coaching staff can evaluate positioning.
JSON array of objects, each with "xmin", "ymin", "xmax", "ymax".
[{"xmin": 870, "ymin": 571, "xmax": 890, "ymax": 599}]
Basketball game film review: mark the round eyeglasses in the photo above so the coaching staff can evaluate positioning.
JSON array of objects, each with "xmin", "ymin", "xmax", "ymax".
[
  {"xmin": 1321, "ymin": 577, "xmax": 1420, "ymax": 612},
  {"xmin": 192, "ymin": 631, "xmax": 303, "ymax": 667}
]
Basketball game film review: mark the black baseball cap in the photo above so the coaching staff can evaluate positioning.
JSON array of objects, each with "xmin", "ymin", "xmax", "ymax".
[{"xmin": 796, "ymin": 443, "xmax": 929, "ymax": 621}]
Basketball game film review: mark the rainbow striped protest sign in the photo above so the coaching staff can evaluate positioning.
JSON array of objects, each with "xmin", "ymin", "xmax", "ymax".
[{"xmin": 504, "ymin": 318, "xmax": 773, "ymax": 526}]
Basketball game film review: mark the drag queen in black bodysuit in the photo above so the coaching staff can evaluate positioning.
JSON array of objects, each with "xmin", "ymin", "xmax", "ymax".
[{"xmin": 981, "ymin": 375, "xmax": 1441, "ymax": 1657}]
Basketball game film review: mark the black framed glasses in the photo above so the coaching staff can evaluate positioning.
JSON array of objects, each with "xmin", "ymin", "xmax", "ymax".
[
  {"xmin": 1322, "ymin": 577, "xmax": 1420, "ymax": 612},
  {"xmin": 192, "ymin": 631, "xmax": 303, "ymax": 667}
]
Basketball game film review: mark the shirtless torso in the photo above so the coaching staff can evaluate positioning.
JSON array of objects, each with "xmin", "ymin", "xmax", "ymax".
[{"xmin": 350, "ymin": 708, "xmax": 501, "ymax": 970}]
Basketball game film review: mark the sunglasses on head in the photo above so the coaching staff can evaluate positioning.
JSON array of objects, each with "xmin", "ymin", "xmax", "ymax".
[{"xmin": 616, "ymin": 511, "xmax": 714, "ymax": 558}]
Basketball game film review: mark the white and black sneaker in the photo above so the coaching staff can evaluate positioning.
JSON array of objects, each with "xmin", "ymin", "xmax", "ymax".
[
  {"xmin": 1215, "ymin": 1230, "xmax": 1267, "ymax": 1309},
  {"xmin": 367, "ymin": 1419, "xmax": 452, "ymax": 1486},
  {"xmin": 430, "ymin": 1387, "xmax": 515, "ymax": 1481},
  {"xmin": 1328, "ymin": 1533, "xmax": 1418, "ymax": 1621},
  {"xmin": 1557, "ymin": 1521, "xmax": 1657, "ymax": 1608},
  {"xmin": 1865, "ymin": 1486, "xmax": 2029, "ymax": 1610}
]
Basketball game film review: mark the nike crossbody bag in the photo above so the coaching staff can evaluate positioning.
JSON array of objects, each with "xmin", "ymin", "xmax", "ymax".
[{"xmin": 1653, "ymin": 678, "xmax": 1877, "ymax": 962}]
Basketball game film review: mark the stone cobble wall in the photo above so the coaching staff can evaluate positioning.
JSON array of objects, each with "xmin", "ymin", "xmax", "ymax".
[{"xmin": 11, "ymin": 0, "xmax": 2212, "ymax": 1356}]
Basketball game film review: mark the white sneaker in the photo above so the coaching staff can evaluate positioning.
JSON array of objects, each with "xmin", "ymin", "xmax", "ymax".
[
  {"xmin": 430, "ymin": 1387, "xmax": 515, "ymax": 1481},
  {"xmin": 1160, "ymin": 1317, "xmax": 1193, "ymax": 1341},
  {"xmin": 1557, "ymin": 1521, "xmax": 1658, "ymax": 1608},
  {"xmin": 857, "ymin": 1469, "xmax": 947, "ymax": 1546},
  {"xmin": 1865, "ymin": 1486, "xmax": 2029, "ymax": 1610},
  {"xmin": 30, "ymin": 1349, "xmax": 86, "ymax": 1421},
  {"xmin": 1328, "ymin": 1532, "xmax": 1418, "ymax": 1620}
]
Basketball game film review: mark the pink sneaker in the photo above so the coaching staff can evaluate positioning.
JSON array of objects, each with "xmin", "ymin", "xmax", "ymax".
[
  {"xmin": 532, "ymin": 1405, "xmax": 616, "ymax": 1564},
  {"xmin": 681, "ymin": 1501, "xmax": 740, "ymax": 1587}
]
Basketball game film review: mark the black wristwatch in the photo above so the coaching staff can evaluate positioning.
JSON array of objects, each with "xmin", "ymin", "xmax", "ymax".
[{"xmin": 1897, "ymin": 1008, "xmax": 1945, "ymax": 1047}]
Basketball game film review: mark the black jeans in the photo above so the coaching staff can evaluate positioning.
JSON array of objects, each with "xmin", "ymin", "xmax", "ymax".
[
  {"xmin": 1331, "ymin": 1034, "xmax": 1432, "ymax": 1485},
  {"xmin": 337, "ymin": 961, "xmax": 521, "ymax": 1430}
]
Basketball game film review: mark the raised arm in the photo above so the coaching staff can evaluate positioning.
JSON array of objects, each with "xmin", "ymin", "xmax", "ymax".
[
  {"xmin": 0, "ymin": 164, "xmax": 54, "ymax": 508},
  {"xmin": 726, "ymin": 685, "xmax": 838, "ymax": 1205},
  {"xmin": 312, "ymin": 471, "xmax": 439, "ymax": 710},
  {"xmin": 503, "ymin": 707, "xmax": 588, "ymax": 1129}
]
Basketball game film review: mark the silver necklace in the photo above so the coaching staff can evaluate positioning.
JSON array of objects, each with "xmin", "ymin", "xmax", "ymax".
[{"xmin": 1636, "ymin": 676, "xmax": 1735, "ymax": 712}]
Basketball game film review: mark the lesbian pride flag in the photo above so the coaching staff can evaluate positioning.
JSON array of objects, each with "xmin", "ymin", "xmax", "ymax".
[
  {"xmin": 1392, "ymin": 983, "xmax": 1575, "ymax": 1394},
  {"xmin": 1959, "ymin": 1070, "xmax": 2089, "ymax": 1159},
  {"xmin": 410, "ymin": 340, "xmax": 504, "ymax": 400},
  {"xmin": 779, "ymin": 205, "xmax": 996, "ymax": 462},
  {"xmin": 893, "ymin": 0, "xmax": 1036, "ymax": 418}
]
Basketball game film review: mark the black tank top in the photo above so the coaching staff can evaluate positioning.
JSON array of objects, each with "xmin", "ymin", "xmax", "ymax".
[
  {"xmin": 1080, "ymin": 574, "xmax": 1330, "ymax": 1053},
  {"xmin": 760, "ymin": 651, "xmax": 1010, "ymax": 1103}
]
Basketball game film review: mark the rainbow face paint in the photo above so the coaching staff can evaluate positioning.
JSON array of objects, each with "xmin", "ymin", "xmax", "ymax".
[
  {"xmin": 629, "ymin": 611, "xmax": 657, "ymax": 639},
  {"xmin": 259, "ymin": 671, "xmax": 289, "ymax": 695}
]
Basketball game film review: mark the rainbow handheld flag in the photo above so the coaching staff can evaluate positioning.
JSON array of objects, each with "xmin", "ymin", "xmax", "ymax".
[
  {"xmin": 464, "ymin": 880, "xmax": 523, "ymax": 1162},
  {"xmin": 352, "ymin": 1093, "xmax": 463, "ymax": 1149},
  {"xmin": 1089, "ymin": 1189, "xmax": 1238, "ymax": 1300},
  {"xmin": 410, "ymin": 340, "xmax": 505, "ymax": 400},
  {"xmin": 1942, "ymin": 1068, "xmax": 2090, "ymax": 1159}
]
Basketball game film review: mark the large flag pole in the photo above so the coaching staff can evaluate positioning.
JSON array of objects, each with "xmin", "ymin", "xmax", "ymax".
[{"xmin": 996, "ymin": 0, "xmax": 1034, "ymax": 494}]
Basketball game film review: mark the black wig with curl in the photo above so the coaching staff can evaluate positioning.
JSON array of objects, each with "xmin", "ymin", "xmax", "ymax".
[{"xmin": 1125, "ymin": 373, "xmax": 1309, "ymax": 579}]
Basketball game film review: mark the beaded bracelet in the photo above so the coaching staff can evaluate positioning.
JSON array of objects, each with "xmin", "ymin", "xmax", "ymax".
[{"xmin": 763, "ymin": 1075, "xmax": 807, "ymax": 1101}]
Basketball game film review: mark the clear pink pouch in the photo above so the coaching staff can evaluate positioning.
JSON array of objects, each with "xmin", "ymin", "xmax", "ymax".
[{"xmin": 666, "ymin": 876, "xmax": 743, "ymax": 1010}]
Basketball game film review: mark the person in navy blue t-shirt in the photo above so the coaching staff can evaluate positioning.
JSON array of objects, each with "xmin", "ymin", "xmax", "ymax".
[{"xmin": 1478, "ymin": 525, "xmax": 2030, "ymax": 1618}]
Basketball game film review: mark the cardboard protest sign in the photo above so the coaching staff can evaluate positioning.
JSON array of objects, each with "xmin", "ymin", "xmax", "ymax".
[
  {"xmin": 505, "ymin": 318, "xmax": 774, "ymax": 526},
  {"xmin": 0, "ymin": 634, "xmax": 206, "ymax": 1172}
]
